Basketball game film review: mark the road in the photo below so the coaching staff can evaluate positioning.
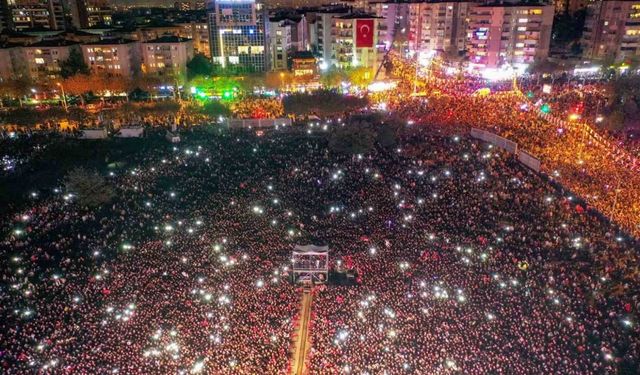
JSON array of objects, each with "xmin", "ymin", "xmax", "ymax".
[{"xmin": 291, "ymin": 288, "xmax": 312, "ymax": 375}]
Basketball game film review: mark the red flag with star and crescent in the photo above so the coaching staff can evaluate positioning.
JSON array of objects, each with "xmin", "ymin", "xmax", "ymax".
[{"xmin": 356, "ymin": 19, "xmax": 374, "ymax": 48}]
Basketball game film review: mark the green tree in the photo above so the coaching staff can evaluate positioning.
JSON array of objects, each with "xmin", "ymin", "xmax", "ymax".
[
  {"xmin": 187, "ymin": 53, "xmax": 214, "ymax": 79},
  {"xmin": 200, "ymin": 101, "xmax": 231, "ymax": 117},
  {"xmin": 60, "ymin": 48, "xmax": 90, "ymax": 78},
  {"xmin": 320, "ymin": 69, "xmax": 347, "ymax": 89},
  {"xmin": 329, "ymin": 119, "xmax": 376, "ymax": 155},
  {"xmin": 64, "ymin": 167, "xmax": 115, "ymax": 208}
]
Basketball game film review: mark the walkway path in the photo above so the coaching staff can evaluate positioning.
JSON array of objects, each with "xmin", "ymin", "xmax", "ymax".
[{"xmin": 290, "ymin": 288, "xmax": 313, "ymax": 375}]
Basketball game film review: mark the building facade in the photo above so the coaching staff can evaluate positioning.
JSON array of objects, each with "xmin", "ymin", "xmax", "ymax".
[
  {"xmin": 332, "ymin": 14, "xmax": 381, "ymax": 71},
  {"xmin": 82, "ymin": 39, "xmax": 141, "ymax": 78},
  {"xmin": 467, "ymin": 3, "xmax": 554, "ymax": 68},
  {"xmin": 207, "ymin": 0, "xmax": 268, "ymax": 72},
  {"xmin": 581, "ymin": 0, "xmax": 640, "ymax": 62},
  {"xmin": 176, "ymin": 21, "xmax": 210, "ymax": 57},
  {"xmin": 308, "ymin": 6, "xmax": 350, "ymax": 68},
  {"xmin": 369, "ymin": 1, "xmax": 410, "ymax": 51},
  {"xmin": 267, "ymin": 17, "xmax": 293, "ymax": 70},
  {"xmin": 141, "ymin": 35, "xmax": 194, "ymax": 77},
  {"xmin": 407, "ymin": 1, "xmax": 471, "ymax": 56},
  {"xmin": 22, "ymin": 39, "xmax": 78, "ymax": 80},
  {"xmin": 0, "ymin": 0, "xmax": 66, "ymax": 31},
  {"xmin": 70, "ymin": 0, "xmax": 113, "ymax": 29}
]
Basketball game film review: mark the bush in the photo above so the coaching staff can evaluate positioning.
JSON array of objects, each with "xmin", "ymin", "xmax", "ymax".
[
  {"xmin": 283, "ymin": 90, "xmax": 369, "ymax": 116},
  {"xmin": 64, "ymin": 167, "xmax": 115, "ymax": 208}
]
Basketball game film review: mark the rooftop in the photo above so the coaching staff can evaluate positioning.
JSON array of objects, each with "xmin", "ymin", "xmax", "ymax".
[
  {"xmin": 144, "ymin": 35, "xmax": 192, "ymax": 44},
  {"xmin": 83, "ymin": 38, "xmax": 138, "ymax": 46}
]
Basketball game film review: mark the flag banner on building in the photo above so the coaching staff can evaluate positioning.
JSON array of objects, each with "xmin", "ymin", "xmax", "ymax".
[{"xmin": 356, "ymin": 19, "xmax": 374, "ymax": 48}]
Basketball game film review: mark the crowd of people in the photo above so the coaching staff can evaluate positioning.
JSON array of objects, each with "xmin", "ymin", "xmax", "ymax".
[
  {"xmin": 0, "ymin": 118, "xmax": 638, "ymax": 374},
  {"xmin": 305, "ymin": 131, "xmax": 638, "ymax": 374},
  {"xmin": 386, "ymin": 56, "xmax": 640, "ymax": 239}
]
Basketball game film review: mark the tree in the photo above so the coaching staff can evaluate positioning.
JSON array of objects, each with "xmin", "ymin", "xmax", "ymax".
[
  {"xmin": 320, "ymin": 69, "xmax": 347, "ymax": 89},
  {"xmin": 329, "ymin": 120, "xmax": 376, "ymax": 155},
  {"xmin": 346, "ymin": 67, "xmax": 374, "ymax": 88},
  {"xmin": 64, "ymin": 167, "xmax": 115, "ymax": 208},
  {"xmin": 551, "ymin": 9, "xmax": 586, "ymax": 50},
  {"xmin": 0, "ymin": 77, "xmax": 33, "ymax": 107},
  {"xmin": 63, "ymin": 74, "xmax": 93, "ymax": 105},
  {"xmin": 187, "ymin": 54, "xmax": 214, "ymax": 79},
  {"xmin": 283, "ymin": 90, "xmax": 369, "ymax": 116},
  {"xmin": 200, "ymin": 101, "xmax": 231, "ymax": 118},
  {"xmin": 60, "ymin": 48, "xmax": 90, "ymax": 78}
]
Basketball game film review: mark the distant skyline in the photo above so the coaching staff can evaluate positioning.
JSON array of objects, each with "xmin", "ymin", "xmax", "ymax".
[{"xmin": 111, "ymin": 0, "xmax": 177, "ymax": 7}]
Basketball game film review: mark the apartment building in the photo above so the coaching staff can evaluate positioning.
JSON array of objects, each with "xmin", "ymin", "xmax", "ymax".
[
  {"xmin": 467, "ymin": 2, "xmax": 554, "ymax": 68},
  {"xmin": 22, "ymin": 39, "xmax": 79, "ymax": 80},
  {"xmin": 0, "ymin": 0, "xmax": 66, "ymax": 31},
  {"xmin": 332, "ymin": 13, "xmax": 382, "ymax": 71},
  {"xmin": 82, "ymin": 38, "xmax": 141, "ymax": 78},
  {"xmin": 141, "ymin": 35, "xmax": 194, "ymax": 77},
  {"xmin": 407, "ymin": 1, "xmax": 472, "ymax": 55},
  {"xmin": 581, "ymin": 0, "xmax": 640, "ymax": 62}
]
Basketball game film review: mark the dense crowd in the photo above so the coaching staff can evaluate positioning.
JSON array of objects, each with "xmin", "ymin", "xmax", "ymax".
[
  {"xmin": 386, "ymin": 56, "xmax": 640, "ymax": 239},
  {"xmin": 306, "ymin": 131, "xmax": 639, "ymax": 374},
  {"xmin": 1, "ymin": 120, "xmax": 638, "ymax": 375}
]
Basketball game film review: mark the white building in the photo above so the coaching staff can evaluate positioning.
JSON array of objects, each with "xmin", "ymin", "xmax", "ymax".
[
  {"xmin": 141, "ymin": 36, "xmax": 194, "ymax": 77},
  {"xmin": 82, "ymin": 39, "xmax": 141, "ymax": 78},
  {"xmin": 332, "ymin": 14, "xmax": 382, "ymax": 71}
]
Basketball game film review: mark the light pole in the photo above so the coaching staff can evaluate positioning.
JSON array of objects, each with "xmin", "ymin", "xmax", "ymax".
[
  {"xmin": 280, "ymin": 72, "xmax": 285, "ymax": 92},
  {"xmin": 56, "ymin": 82, "xmax": 68, "ymax": 112}
]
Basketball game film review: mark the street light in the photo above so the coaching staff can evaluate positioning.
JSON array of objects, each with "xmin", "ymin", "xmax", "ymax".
[{"xmin": 56, "ymin": 82, "xmax": 68, "ymax": 112}]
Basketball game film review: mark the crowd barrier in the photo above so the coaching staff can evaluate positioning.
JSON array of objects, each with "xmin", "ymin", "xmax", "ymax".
[
  {"xmin": 227, "ymin": 118, "xmax": 292, "ymax": 129},
  {"xmin": 518, "ymin": 149, "xmax": 542, "ymax": 172},
  {"xmin": 470, "ymin": 128, "xmax": 541, "ymax": 172},
  {"xmin": 470, "ymin": 128, "xmax": 518, "ymax": 154}
]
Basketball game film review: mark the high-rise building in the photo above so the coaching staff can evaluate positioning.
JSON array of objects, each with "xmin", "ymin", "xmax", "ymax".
[
  {"xmin": 369, "ymin": 1, "xmax": 410, "ymax": 51},
  {"xmin": 267, "ymin": 16, "xmax": 293, "ymax": 70},
  {"xmin": 68, "ymin": 0, "xmax": 113, "ymax": 29},
  {"xmin": 308, "ymin": 5, "xmax": 351, "ymax": 68},
  {"xmin": 0, "ymin": 0, "xmax": 66, "ymax": 31},
  {"xmin": 206, "ymin": 0, "xmax": 268, "ymax": 72},
  {"xmin": 467, "ymin": 2, "xmax": 554, "ymax": 68},
  {"xmin": 407, "ymin": 1, "xmax": 472, "ymax": 56},
  {"xmin": 581, "ymin": 0, "xmax": 640, "ymax": 62},
  {"xmin": 332, "ymin": 13, "xmax": 382, "ymax": 71}
]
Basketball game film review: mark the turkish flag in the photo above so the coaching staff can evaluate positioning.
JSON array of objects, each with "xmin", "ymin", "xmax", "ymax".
[{"xmin": 356, "ymin": 19, "xmax": 374, "ymax": 48}]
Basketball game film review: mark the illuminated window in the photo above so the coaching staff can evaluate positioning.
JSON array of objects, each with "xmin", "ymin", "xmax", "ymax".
[
  {"xmin": 517, "ymin": 26, "xmax": 527, "ymax": 31},
  {"xmin": 34, "ymin": 58, "xmax": 45, "ymax": 64},
  {"xmin": 518, "ymin": 18, "xmax": 528, "ymax": 23},
  {"xmin": 238, "ymin": 46, "xmax": 249, "ymax": 54},
  {"xmin": 627, "ymin": 29, "xmax": 640, "ymax": 36},
  {"xmin": 516, "ymin": 42, "xmax": 525, "ymax": 48},
  {"xmin": 530, "ymin": 9, "xmax": 542, "ymax": 15}
]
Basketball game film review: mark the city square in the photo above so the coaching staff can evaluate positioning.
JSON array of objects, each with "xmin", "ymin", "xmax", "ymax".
[{"xmin": 1, "ymin": 0, "xmax": 640, "ymax": 374}]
